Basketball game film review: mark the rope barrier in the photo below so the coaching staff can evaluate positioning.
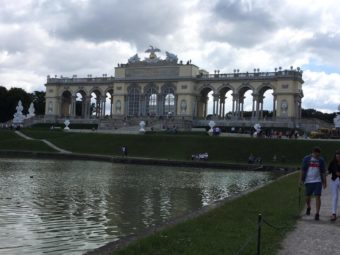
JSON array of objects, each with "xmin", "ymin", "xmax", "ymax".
[
  {"xmin": 233, "ymin": 232, "xmax": 258, "ymax": 255},
  {"xmin": 233, "ymin": 183, "xmax": 304, "ymax": 255},
  {"xmin": 262, "ymin": 218, "xmax": 289, "ymax": 230}
]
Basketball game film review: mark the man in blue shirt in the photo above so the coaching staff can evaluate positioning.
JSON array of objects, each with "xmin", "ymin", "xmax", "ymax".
[{"xmin": 300, "ymin": 147, "xmax": 327, "ymax": 220}]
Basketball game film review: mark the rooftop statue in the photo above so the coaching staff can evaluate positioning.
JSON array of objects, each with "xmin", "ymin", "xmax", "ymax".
[
  {"xmin": 145, "ymin": 45, "xmax": 161, "ymax": 59},
  {"xmin": 165, "ymin": 51, "xmax": 178, "ymax": 63},
  {"xmin": 128, "ymin": 54, "xmax": 140, "ymax": 64}
]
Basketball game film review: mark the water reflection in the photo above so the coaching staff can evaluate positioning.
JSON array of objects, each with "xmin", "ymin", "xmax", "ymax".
[{"xmin": 0, "ymin": 158, "xmax": 277, "ymax": 254}]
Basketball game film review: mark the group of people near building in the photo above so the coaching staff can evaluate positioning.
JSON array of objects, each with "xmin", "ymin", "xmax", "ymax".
[{"xmin": 300, "ymin": 147, "xmax": 340, "ymax": 221}]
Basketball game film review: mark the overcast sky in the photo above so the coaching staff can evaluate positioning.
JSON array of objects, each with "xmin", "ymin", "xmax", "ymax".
[{"xmin": 0, "ymin": 0, "xmax": 339, "ymax": 113}]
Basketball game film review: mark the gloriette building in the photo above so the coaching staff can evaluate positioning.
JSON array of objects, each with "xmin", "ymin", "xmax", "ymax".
[{"xmin": 44, "ymin": 46, "xmax": 304, "ymax": 129}]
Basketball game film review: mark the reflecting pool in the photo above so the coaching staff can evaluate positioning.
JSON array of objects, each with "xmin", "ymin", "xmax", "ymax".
[{"xmin": 0, "ymin": 158, "xmax": 278, "ymax": 254}]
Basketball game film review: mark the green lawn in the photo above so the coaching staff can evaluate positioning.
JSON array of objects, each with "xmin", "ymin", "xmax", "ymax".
[
  {"xmin": 22, "ymin": 129, "xmax": 339, "ymax": 166},
  {"xmin": 0, "ymin": 130, "xmax": 55, "ymax": 152},
  {"xmin": 111, "ymin": 172, "xmax": 302, "ymax": 255}
]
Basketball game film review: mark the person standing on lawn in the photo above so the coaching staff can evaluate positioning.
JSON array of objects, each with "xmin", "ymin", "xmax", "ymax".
[{"xmin": 300, "ymin": 147, "xmax": 327, "ymax": 220}]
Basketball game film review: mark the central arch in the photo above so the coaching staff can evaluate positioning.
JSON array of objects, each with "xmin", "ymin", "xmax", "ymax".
[
  {"xmin": 127, "ymin": 84, "xmax": 141, "ymax": 116},
  {"xmin": 161, "ymin": 84, "xmax": 176, "ymax": 116},
  {"xmin": 144, "ymin": 83, "xmax": 158, "ymax": 116}
]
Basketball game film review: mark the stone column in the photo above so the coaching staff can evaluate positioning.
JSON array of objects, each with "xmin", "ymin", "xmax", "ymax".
[
  {"xmin": 110, "ymin": 97, "xmax": 113, "ymax": 117},
  {"xmin": 235, "ymin": 97, "xmax": 240, "ymax": 118},
  {"xmin": 219, "ymin": 96, "xmax": 225, "ymax": 117},
  {"xmin": 213, "ymin": 94, "xmax": 219, "ymax": 117},
  {"xmin": 272, "ymin": 94, "xmax": 276, "ymax": 118},
  {"xmin": 71, "ymin": 96, "xmax": 76, "ymax": 117},
  {"xmin": 240, "ymin": 98, "xmax": 244, "ymax": 118},
  {"xmin": 232, "ymin": 93, "xmax": 238, "ymax": 117},
  {"xmin": 84, "ymin": 96, "xmax": 91, "ymax": 119},
  {"xmin": 174, "ymin": 95, "xmax": 178, "ymax": 116},
  {"xmin": 255, "ymin": 95, "xmax": 260, "ymax": 119},
  {"xmin": 212, "ymin": 97, "xmax": 216, "ymax": 115},
  {"xmin": 252, "ymin": 97, "xmax": 256, "ymax": 118},
  {"xmin": 102, "ymin": 96, "xmax": 106, "ymax": 117},
  {"xmin": 95, "ymin": 98, "xmax": 100, "ymax": 118}
]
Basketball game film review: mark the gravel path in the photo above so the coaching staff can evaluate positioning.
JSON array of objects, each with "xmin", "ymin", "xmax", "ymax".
[
  {"xmin": 278, "ymin": 176, "xmax": 340, "ymax": 255},
  {"xmin": 15, "ymin": 130, "xmax": 72, "ymax": 154}
]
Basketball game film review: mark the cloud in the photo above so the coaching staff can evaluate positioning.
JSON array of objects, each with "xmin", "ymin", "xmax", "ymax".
[
  {"xmin": 201, "ymin": 0, "xmax": 278, "ymax": 47},
  {"xmin": 0, "ymin": 0, "xmax": 339, "ymax": 113},
  {"xmin": 302, "ymin": 70, "xmax": 340, "ymax": 112},
  {"xmin": 36, "ymin": 0, "xmax": 190, "ymax": 49}
]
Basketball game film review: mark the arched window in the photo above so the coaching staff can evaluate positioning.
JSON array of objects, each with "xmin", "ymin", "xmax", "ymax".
[
  {"xmin": 163, "ymin": 87, "xmax": 175, "ymax": 115},
  {"xmin": 128, "ymin": 86, "xmax": 140, "ymax": 116},
  {"xmin": 145, "ymin": 87, "xmax": 158, "ymax": 115}
]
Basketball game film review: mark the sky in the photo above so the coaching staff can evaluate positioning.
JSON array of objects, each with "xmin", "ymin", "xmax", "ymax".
[{"xmin": 0, "ymin": 0, "xmax": 339, "ymax": 113}]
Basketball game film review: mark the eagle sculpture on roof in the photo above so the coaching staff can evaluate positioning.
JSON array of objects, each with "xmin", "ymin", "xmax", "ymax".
[{"xmin": 145, "ymin": 45, "xmax": 161, "ymax": 59}]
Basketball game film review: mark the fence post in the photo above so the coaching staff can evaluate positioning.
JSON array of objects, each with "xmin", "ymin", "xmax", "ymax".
[{"xmin": 256, "ymin": 213, "xmax": 262, "ymax": 255}]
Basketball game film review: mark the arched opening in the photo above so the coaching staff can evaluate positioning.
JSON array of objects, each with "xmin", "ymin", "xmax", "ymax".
[
  {"xmin": 224, "ymin": 90, "xmax": 233, "ymax": 118},
  {"xmin": 237, "ymin": 87, "xmax": 254, "ymax": 119},
  {"xmin": 90, "ymin": 90, "xmax": 102, "ymax": 118},
  {"xmin": 258, "ymin": 86, "xmax": 275, "ymax": 119},
  {"xmin": 163, "ymin": 86, "xmax": 175, "ymax": 116},
  {"xmin": 61, "ymin": 91, "xmax": 72, "ymax": 117},
  {"xmin": 144, "ymin": 86, "xmax": 158, "ymax": 116},
  {"xmin": 198, "ymin": 87, "xmax": 214, "ymax": 118},
  {"xmin": 105, "ymin": 90, "xmax": 113, "ymax": 117},
  {"xmin": 75, "ymin": 91, "xmax": 86, "ymax": 118},
  {"xmin": 218, "ymin": 87, "xmax": 233, "ymax": 119},
  {"xmin": 128, "ymin": 86, "xmax": 140, "ymax": 116}
]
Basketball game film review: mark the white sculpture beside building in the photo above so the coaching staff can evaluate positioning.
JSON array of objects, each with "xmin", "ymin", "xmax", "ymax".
[
  {"xmin": 27, "ymin": 103, "xmax": 36, "ymax": 119},
  {"xmin": 12, "ymin": 100, "xmax": 24, "ymax": 128}
]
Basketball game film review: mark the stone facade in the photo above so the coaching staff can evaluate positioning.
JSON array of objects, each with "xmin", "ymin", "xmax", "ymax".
[{"xmin": 45, "ymin": 48, "xmax": 304, "ymax": 121}]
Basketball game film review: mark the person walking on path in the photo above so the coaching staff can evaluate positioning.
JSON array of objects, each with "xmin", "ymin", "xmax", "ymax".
[
  {"xmin": 300, "ymin": 147, "xmax": 327, "ymax": 220},
  {"xmin": 328, "ymin": 150, "xmax": 340, "ymax": 221}
]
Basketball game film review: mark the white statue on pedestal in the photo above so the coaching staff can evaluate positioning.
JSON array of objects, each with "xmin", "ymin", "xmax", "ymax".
[
  {"xmin": 139, "ymin": 121, "xmax": 146, "ymax": 133},
  {"xmin": 27, "ymin": 103, "xmax": 35, "ymax": 118},
  {"xmin": 253, "ymin": 123, "xmax": 261, "ymax": 137},
  {"xmin": 13, "ymin": 100, "xmax": 24, "ymax": 127},
  {"xmin": 64, "ymin": 119, "xmax": 70, "ymax": 130},
  {"xmin": 208, "ymin": 120, "xmax": 216, "ymax": 136}
]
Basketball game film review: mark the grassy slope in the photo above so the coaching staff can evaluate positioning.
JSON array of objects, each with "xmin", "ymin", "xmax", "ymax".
[
  {"xmin": 0, "ymin": 130, "xmax": 55, "ymax": 152},
  {"xmin": 112, "ymin": 173, "xmax": 302, "ymax": 255},
  {"xmin": 23, "ymin": 129, "xmax": 339, "ymax": 165}
]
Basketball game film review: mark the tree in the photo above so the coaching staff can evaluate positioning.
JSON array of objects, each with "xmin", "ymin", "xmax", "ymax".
[
  {"xmin": 302, "ymin": 108, "xmax": 336, "ymax": 123},
  {"xmin": 31, "ymin": 91, "xmax": 46, "ymax": 115},
  {"xmin": 0, "ymin": 86, "xmax": 8, "ymax": 122}
]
